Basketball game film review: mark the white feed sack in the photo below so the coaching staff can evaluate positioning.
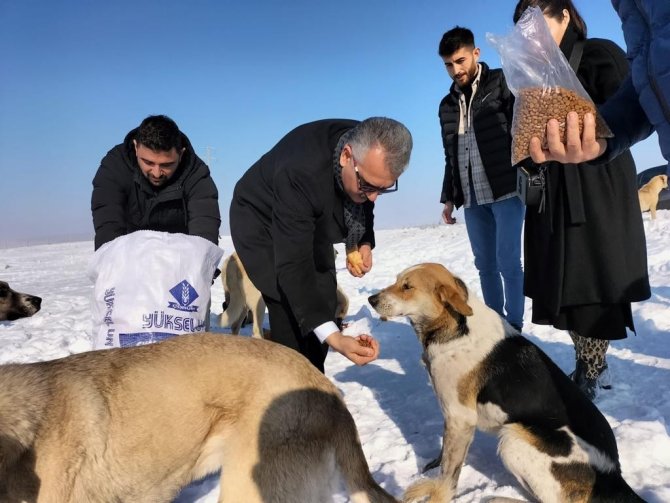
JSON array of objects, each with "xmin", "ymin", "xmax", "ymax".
[{"xmin": 88, "ymin": 231, "xmax": 223, "ymax": 349}]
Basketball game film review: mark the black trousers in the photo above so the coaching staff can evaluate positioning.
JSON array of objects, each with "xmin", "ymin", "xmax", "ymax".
[{"xmin": 262, "ymin": 293, "xmax": 330, "ymax": 373}]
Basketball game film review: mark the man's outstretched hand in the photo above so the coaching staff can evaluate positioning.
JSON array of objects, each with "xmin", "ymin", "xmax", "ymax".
[{"xmin": 326, "ymin": 332, "xmax": 380, "ymax": 365}]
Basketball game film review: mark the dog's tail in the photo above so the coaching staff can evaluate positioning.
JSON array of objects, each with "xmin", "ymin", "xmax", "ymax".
[
  {"xmin": 333, "ymin": 404, "xmax": 398, "ymax": 503},
  {"xmin": 402, "ymin": 477, "xmax": 453, "ymax": 503}
]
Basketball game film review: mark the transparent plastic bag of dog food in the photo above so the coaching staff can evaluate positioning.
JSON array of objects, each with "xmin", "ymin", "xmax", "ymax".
[{"xmin": 486, "ymin": 6, "xmax": 613, "ymax": 165}]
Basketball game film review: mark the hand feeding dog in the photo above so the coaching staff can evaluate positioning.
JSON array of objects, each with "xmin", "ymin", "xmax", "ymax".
[
  {"xmin": 0, "ymin": 280, "xmax": 41, "ymax": 321},
  {"xmin": 0, "ymin": 333, "xmax": 396, "ymax": 503},
  {"xmin": 368, "ymin": 263, "xmax": 644, "ymax": 503},
  {"xmin": 638, "ymin": 173, "xmax": 668, "ymax": 220}
]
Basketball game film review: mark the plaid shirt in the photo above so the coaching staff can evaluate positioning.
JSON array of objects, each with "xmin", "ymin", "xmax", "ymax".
[{"xmin": 456, "ymin": 65, "xmax": 515, "ymax": 208}]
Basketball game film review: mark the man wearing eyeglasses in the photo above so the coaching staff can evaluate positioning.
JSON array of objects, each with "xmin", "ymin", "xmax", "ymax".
[
  {"xmin": 230, "ymin": 117, "xmax": 412, "ymax": 372},
  {"xmin": 438, "ymin": 26, "xmax": 525, "ymax": 332}
]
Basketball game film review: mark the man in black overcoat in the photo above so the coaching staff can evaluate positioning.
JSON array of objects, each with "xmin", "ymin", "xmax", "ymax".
[{"xmin": 230, "ymin": 117, "xmax": 412, "ymax": 372}]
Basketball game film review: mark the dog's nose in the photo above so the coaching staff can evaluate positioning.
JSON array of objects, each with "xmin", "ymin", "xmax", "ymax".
[
  {"xmin": 31, "ymin": 296, "xmax": 42, "ymax": 309},
  {"xmin": 368, "ymin": 294, "xmax": 379, "ymax": 307}
]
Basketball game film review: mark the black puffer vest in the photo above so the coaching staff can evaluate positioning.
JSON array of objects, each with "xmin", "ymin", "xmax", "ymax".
[{"xmin": 439, "ymin": 62, "xmax": 516, "ymax": 207}]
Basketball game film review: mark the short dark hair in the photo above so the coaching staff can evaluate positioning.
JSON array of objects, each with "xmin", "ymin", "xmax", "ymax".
[
  {"xmin": 136, "ymin": 115, "xmax": 183, "ymax": 152},
  {"xmin": 513, "ymin": 0, "xmax": 587, "ymax": 40},
  {"xmin": 438, "ymin": 26, "xmax": 475, "ymax": 57}
]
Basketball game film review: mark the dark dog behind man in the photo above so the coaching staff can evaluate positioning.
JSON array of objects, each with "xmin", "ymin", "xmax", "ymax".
[
  {"xmin": 0, "ymin": 281, "xmax": 41, "ymax": 321},
  {"xmin": 369, "ymin": 263, "xmax": 644, "ymax": 503},
  {"xmin": 0, "ymin": 333, "xmax": 396, "ymax": 503}
]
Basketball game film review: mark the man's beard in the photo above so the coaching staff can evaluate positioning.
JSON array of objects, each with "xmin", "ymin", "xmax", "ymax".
[{"xmin": 454, "ymin": 63, "xmax": 477, "ymax": 88}]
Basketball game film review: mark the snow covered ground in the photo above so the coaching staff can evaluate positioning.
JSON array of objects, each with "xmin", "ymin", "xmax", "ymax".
[{"xmin": 1, "ymin": 211, "xmax": 669, "ymax": 502}]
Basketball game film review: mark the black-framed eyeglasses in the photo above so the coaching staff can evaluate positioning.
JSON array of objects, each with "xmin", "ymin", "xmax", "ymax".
[{"xmin": 353, "ymin": 161, "xmax": 398, "ymax": 195}]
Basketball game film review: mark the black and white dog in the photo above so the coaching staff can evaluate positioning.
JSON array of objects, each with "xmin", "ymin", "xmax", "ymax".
[
  {"xmin": 369, "ymin": 263, "xmax": 644, "ymax": 503},
  {"xmin": 0, "ymin": 281, "xmax": 41, "ymax": 321}
]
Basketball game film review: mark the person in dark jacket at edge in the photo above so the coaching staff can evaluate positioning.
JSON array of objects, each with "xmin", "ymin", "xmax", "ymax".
[
  {"xmin": 513, "ymin": 0, "xmax": 650, "ymax": 401},
  {"xmin": 438, "ymin": 27, "xmax": 526, "ymax": 333},
  {"xmin": 229, "ymin": 117, "xmax": 412, "ymax": 373},
  {"xmin": 91, "ymin": 114, "xmax": 220, "ymax": 251}
]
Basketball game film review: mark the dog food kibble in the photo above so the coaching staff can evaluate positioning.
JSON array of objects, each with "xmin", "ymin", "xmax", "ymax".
[
  {"xmin": 511, "ymin": 86, "xmax": 611, "ymax": 165},
  {"xmin": 347, "ymin": 249, "xmax": 364, "ymax": 276},
  {"xmin": 358, "ymin": 338, "xmax": 372, "ymax": 348}
]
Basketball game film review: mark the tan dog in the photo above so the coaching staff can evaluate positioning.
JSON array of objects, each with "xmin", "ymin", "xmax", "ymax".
[
  {"xmin": 368, "ymin": 263, "xmax": 643, "ymax": 503},
  {"xmin": 0, "ymin": 281, "xmax": 41, "ymax": 322},
  {"xmin": 638, "ymin": 174, "xmax": 668, "ymax": 219},
  {"xmin": 218, "ymin": 252, "xmax": 267, "ymax": 338},
  {"xmin": 218, "ymin": 252, "xmax": 350, "ymax": 337},
  {"xmin": 0, "ymin": 334, "xmax": 396, "ymax": 503}
]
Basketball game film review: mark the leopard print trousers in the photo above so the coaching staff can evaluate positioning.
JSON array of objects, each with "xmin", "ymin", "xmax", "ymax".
[{"xmin": 569, "ymin": 331, "xmax": 609, "ymax": 380}]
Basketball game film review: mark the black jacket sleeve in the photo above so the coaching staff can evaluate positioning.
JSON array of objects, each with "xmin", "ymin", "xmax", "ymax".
[
  {"xmin": 184, "ymin": 160, "xmax": 221, "ymax": 245},
  {"xmin": 579, "ymin": 41, "xmax": 653, "ymax": 162},
  {"xmin": 271, "ymin": 165, "xmax": 333, "ymax": 335},
  {"xmin": 600, "ymin": 76, "xmax": 654, "ymax": 161},
  {"xmin": 91, "ymin": 149, "xmax": 130, "ymax": 250},
  {"xmin": 439, "ymin": 98, "xmax": 454, "ymax": 204}
]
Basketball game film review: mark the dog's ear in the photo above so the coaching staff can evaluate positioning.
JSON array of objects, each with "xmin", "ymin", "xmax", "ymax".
[{"xmin": 437, "ymin": 283, "xmax": 473, "ymax": 316}]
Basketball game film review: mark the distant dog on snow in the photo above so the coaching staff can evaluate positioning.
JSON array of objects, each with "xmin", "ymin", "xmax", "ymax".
[
  {"xmin": 0, "ymin": 281, "xmax": 41, "ymax": 321},
  {"xmin": 369, "ymin": 263, "xmax": 644, "ymax": 503},
  {"xmin": 638, "ymin": 174, "xmax": 668, "ymax": 220}
]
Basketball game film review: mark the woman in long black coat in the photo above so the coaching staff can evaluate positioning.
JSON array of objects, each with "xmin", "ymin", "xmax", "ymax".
[{"xmin": 513, "ymin": 0, "xmax": 650, "ymax": 399}]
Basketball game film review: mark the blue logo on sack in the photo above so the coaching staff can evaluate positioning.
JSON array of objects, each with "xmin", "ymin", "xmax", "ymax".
[{"xmin": 167, "ymin": 280, "xmax": 200, "ymax": 312}]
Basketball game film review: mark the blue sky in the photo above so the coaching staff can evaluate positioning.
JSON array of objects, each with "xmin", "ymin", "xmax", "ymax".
[{"xmin": 0, "ymin": 0, "xmax": 664, "ymax": 246}]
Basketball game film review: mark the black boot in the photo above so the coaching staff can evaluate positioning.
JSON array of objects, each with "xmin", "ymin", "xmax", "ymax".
[
  {"xmin": 570, "ymin": 360, "xmax": 598, "ymax": 400},
  {"xmin": 569, "ymin": 332, "xmax": 612, "ymax": 400},
  {"xmin": 570, "ymin": 360, "xmax": 612, "ymax": 400}
]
